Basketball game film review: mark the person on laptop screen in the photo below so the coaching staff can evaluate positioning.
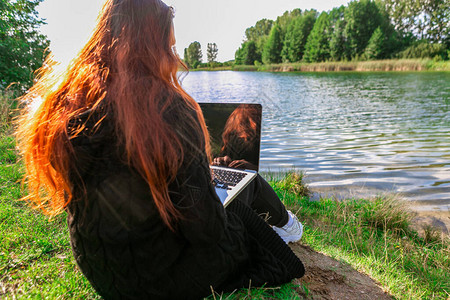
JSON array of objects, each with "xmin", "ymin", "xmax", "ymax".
[
  {"xmin": 17, "ymin": 0, "xmax": 304, "ymax": 299},
  {"xmin": 216, "ymin": 104, "xmax": 260, "ymax": 171}
]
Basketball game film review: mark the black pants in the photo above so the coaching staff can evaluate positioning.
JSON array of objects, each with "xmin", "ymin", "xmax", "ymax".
[{"xmin": 234, "ymin": 174, "xmax": 289, "ymax": 228}]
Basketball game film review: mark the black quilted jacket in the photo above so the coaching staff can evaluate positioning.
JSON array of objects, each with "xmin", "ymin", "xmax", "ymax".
[{"xmin": 65, "ymin": 102, "xmax": 304, "ymax": 299}]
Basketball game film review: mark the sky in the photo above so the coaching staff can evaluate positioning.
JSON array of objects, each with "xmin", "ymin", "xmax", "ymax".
[{"xmin": 37, "ymin": 0, "xmax": 352, "ymax": 64}]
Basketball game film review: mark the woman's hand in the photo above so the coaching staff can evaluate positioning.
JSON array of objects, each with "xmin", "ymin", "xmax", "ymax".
[
  {"xmin": 212, "ymin": 156, "xmax": 232, "ymax": 167},
  {"xmin": 228, "ymin": 159, "xmax": 257, "ymax": 171}
]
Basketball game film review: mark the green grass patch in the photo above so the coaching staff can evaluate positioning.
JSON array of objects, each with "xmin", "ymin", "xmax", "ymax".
[
  {"xmin": 208, "ymin": 282, "xmax": 304, "ymax": 300},
  {"xmin": 0, "ymin": 133, "xmax": 99, "ymax": 299}
]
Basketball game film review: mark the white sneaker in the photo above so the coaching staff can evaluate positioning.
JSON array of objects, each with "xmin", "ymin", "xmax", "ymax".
[{"xmin": 273, "ymin": 210, "xmax": 303, "ymax": 244}]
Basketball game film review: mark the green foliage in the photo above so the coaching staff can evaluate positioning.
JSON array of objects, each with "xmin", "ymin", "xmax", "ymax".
[
  {"xmin": 235, "ymin": 41, "xmax": 259, "ymax": 65},
  {"xmin": 184, "ymin": 41, "xmax": 202, "ymax": 69},
  {"xmin": 275, "ymin": 9, "xmax": 302, "ymax": 36},
  {"xmin": 398, "ymin": 41, "xmax": 448, "ymax": 59},
  {"xmin": 243, "ymin": 19, "xmax": 273, "ymax": 64},
  {"xmin": 235, "ymin": 0, "xmax": 448, "ymax": 66},
  {"xmin": 380, "ymin": 0, "xmax": 449, "ymax": 44},
  {"xmin": 364, "ymin": 27, "xmax": 386, "ymax": 60},
  {"xmin": 0, "ymin": 0, "xmax": 50, "ymax": 93},
  {"xmin": 281, "ymin": 10, "xmax": 317, "ymax": 62},
  {"xmin": 262, "ymin": 24, "xmax": 283, "ymax": 64},
  {"xmin": 303, "ymin": 12, "xmax": 331, "ymax": 62},
  {"xmin": 344, "ymin": 0, "xmax": 385, "ymax": 59},
  {"xmin": 206, "ymin": 42, "xmax": 218, "ymax": 64},
  {"xmin": 245, "ymin": 19, "xmax": 273, "ymax": 42},
  {"xmin": 329, "ymin": 21, "xmax": 347, "ymax": 61}
]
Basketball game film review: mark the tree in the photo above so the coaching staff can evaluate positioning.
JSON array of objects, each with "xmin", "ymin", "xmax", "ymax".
[
  {"xmin": 364, "ymin": 27, "xmax": 386, "ymax": 59},
  {"xmin": 0, "ymin": 0, "xmax": 50, "ymax": 93},
  {"xmin": 329, "ymin": 19, "xmax": 347, "ymax": 61},
  {"xmin": 344, "ymin": 0, "xmax": 384, "ymax": 59},
  {"xmin": 262, "ymin": 24, "xmax": 283, "ymax": 64},
  {"xmin": 245, "ymin": 19, "xmax": 273, "ymax": 42},
  {"xmin": 380, "ymin": 0, "xmax": 449, "ymax": 45},
  {"xmin": 207, "ymin": 43, "xmax": 218, "ymax": 64},
  {"xmin": 184, "ymin": 41, "xmax": 202, "ymax": 69},
  {"xmin": 282, "ymin": 10, "xmax": 317, "ymax": 62},
  {"xmin": 276, "ymin": 9, "xmax": 302, "ymax": 36},
  {"xmin": 304, "ymin": 12, "xmax": 331, "ymax": 62},
  {"xmin": 244, "ymin": 19, "xmax": 273, "ymax": 64},
  {"xmin": 235, "ymin": 41, "xmax": 259, "ymax": 65}
]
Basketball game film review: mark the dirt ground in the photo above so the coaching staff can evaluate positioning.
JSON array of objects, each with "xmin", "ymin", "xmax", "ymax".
[{"xmin": 290, "ymin": 244, "xmax": 392, "ymax": 300}]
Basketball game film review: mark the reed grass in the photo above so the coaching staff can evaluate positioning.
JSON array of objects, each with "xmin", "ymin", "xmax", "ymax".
[
  {"xmin": 235, "ymin": 59, "xmax": 450, "ymax": 73},
  {"xmin": 0, "ymin": 90, "xmax": 17, "ymax": 131}
]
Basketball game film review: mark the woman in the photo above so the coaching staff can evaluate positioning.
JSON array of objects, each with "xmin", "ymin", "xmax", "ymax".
[{"xmin": 17, "ymin": 0, "xmax": 304, "ymax": 299}]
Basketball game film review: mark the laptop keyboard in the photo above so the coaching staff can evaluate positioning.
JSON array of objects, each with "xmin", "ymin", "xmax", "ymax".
[{"xmin": 212, "ymin": 168, "xmax": 247, "ymax": 190}]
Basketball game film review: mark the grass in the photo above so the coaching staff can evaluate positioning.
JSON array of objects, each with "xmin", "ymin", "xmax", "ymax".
[
  {"xmin": 1, "ymin": 94, "xmax": 448, "ymax": 298},
  {"xmin": 0, "ymin": 132, "xmax": 100, "ymax": 299}
]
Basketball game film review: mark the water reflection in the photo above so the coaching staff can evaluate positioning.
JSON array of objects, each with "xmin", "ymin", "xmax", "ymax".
[{"xmin": 182, "ymin": 71, "xmax": 450, "ymax": 209}]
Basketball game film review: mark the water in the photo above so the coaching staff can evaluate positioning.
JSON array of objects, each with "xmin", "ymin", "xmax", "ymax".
[{"xmin": 181, "ymin": 71, "xmax": 450, "ymax": 210}]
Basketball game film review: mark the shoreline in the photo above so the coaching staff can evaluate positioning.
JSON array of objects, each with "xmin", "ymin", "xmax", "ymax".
[{"xmin": 191, "ymin": 59, "xmax": 450, "ymax": 72}]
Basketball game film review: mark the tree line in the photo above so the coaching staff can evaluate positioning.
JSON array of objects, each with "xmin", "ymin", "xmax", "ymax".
[
  {"xmin": 1, "ymin": 0, "xmax": 448, "ymax": 94},
  {"xmin": 235, "ymin": 0, "xmax": 449, "ymax": 65},
  {"xmin": 183, "ymin": 42, "xmax": 221, "ymax": 69}
]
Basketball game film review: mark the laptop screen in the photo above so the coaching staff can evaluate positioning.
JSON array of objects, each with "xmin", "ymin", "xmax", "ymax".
[{"xmin": 199, "ymin": 103, "xmax": 262, "ymax": 171}]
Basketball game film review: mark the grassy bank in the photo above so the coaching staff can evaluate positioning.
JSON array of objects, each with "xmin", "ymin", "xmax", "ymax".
[
  {"xmin": 193, "ymin": 59, "xmax": 450, "ymax": 72},
  {"xmin": 271, "ymin": 173, "xmax": 449, "ymax": 299},
  {"xmin": 1, "ymin": 94, "xmax": 448, "ymax": 299}
]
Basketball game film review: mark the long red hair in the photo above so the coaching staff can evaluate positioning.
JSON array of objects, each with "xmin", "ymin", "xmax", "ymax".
[
  {"xmin": 17, "ymin": 0, "xmax": 210, "ymax": 230},
  {"xmin": 221, "ymin": 104, "xmax": 261, "ymax": 152}
]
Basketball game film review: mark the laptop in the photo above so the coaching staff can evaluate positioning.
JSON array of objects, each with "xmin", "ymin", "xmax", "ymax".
[{"xmin": 199, "ymin": 103, "xmax": 262, "ymax": 207}]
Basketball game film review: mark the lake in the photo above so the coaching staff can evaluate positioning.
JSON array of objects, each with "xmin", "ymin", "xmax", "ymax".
[{"xmin": 181, "ymin": 71, "xmax": 450, "ymax": 211}]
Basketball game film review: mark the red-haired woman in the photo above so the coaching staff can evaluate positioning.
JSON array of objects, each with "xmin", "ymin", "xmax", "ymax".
[{"xmin": 17, "ymin": 0, "xmax": 304, "ymax": 299}]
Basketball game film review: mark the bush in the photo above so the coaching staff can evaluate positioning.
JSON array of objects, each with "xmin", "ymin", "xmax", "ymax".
[
  {"xmin": 272, "ymin": 171, "xmax": 310, "ymax": 198},
  {"xmin": 361, "ymin": 194, "xmax": 413, "ymax": 233},
  {"xmin": 398, "ymin": 42, "xmax": 448, "ymax": 60}
]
